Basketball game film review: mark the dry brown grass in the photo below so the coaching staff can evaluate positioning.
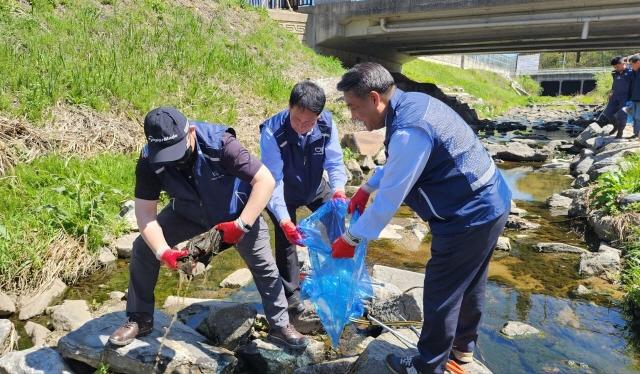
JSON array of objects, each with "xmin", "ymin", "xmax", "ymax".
[{"xmin": 0, "ymin": 104, "xmax": 142, "ymax": 175}]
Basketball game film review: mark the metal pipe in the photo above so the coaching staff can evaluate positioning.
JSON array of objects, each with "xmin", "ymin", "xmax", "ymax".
[
  {"xmin": 367, "ymin": 314, "xmax": 417, "ymax": 349},
  {"xmin": 379, "ymin": 13, "xmax": 640, "ymax": 33},
  {"xmin": 581, "ymin": 21, "xmax": 590, "ymax": 39}
]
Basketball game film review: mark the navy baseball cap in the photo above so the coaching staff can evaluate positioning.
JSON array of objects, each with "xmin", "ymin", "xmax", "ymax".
[{"xmin": 143, "ymin": 107, "xmax": 190, "ymax": 164}]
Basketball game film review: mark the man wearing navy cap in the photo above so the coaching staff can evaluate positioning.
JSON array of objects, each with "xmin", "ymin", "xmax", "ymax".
[
  {"xmin": 603, "ymin": 56, "xmax": 633, "ymax": 138},
  {"xmin": 108, "ymin": 107, "xmax": 308, "ymax": 349}
]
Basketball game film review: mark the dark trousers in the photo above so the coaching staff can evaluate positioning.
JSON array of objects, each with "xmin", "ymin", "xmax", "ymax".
[
  {"xmin": 603, "ymin": 96, "xmax": 628, "ymax": 137},
  {"xmin": 126, "ymin": 206, "xmax": 289, "ymax": 328},
  {"xmin": 416, "ymin": 211, "xmax": 509, "ymax": 374},
  {"xmin": 266, "ymin": 180, "xmax": 332, "ymax": 302}
]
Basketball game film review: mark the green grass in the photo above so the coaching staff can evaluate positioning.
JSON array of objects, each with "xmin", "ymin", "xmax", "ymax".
[
  {"xmin": 0, "ymin": 153, "xmax": 136, "ymax": 290},
  {"xmin": 590, "ymin": 154, "xmax": 640, "ymax": 215},
  {"xmin": 0, "ymin": 0, "xmax": 343, "ymax": 122},
  {"xmin": 402, "ymin": 59, "xmax": 607, "ymax": 118}
]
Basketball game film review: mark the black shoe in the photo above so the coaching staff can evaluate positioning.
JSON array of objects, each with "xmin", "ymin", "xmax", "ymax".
[
  {"xmin": 386, "ymin": 354, "xmax": 422, "ymax": 374},
  {"xmin": 267, "ymin": 323, "xmax": 308, "ymax": 350}
]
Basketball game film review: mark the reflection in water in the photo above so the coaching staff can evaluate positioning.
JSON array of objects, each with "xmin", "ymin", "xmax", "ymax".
[{"xmin": 499, "ymin": 165, "xmax": 572, "ymax": 202}]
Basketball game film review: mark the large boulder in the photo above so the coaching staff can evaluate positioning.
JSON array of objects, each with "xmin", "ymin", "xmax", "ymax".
[
  {"xmin": 0, "ymin": 347, "xmax": 73, "ymax": 374},
  {"xmin": 500, "ymin": 321, "xmax": 541, "ymax": 337},
  {"xmin": 572, "ymin": 156, "xmax": 594, "ymax": 177},
  {"xmin": 0, "ymin": 292, "xmax": 15, "ymax": 317},
  {"xmin": 0, "ymin": 319, "xmax": 15, "ymax": 355},
  {"xmin": 371, "ymin": 265, "xmax": 424, "ymax": 294},
  {"xmin": 619, "ymin": 193, "xmax": 640, "ymax": 206},
  {"xmin": 337, "ymin": 325, "xmax": 374, "ymax": 357},
  {"xmin": 48, "ymin": 300, "xmax": 92, "ymax": 332},
  {"xmin": 345, "ymin": 160, "xmax": 364, "ymax": 186},
  {"xmin": 571, "ymin": 174, "xmax": 590, "ymax": 188},
  {"xmin": 494, "ymin": 142, "xmax": 548, "ymax": 162},
  {"xmin": 574, "ymin": 123, "xmax": 604, "ymax": 148},
  {"xmin": 236, "ymin": 338, "xmax": 325, "ymax": 374},
  {"xmin": 294, "ymin": 357, "xmax": 358, "ymax": 374},
  {"xmin": 115, "ymin": 233, "xmax": 138, "ymax": 258},
  {"xmin": 341, "ymin": 130, "xmax": 385, "ymax": 157},
  {"xmin": 197, "ymin": 302, "xmax": 257, "ymax": 351},
  {"xmin": 546, "ymin": 194, "xmax": 572, "ymax": 216},
  {"xmin": 57, "ymin": 311, "xmax": 237, "ymax": 374},
  {"xmin": 24, "ymin": 322, "xmax": 50, "ymax": 347},
  {"xmin": 579, "ymin": 244, "xmax": 621, "ymax": 281},
  {"xmin": 119, "ymin": 200, "xmax": 138, "ymax": 231},
  {"xmin": 368, "ymin": 293, "xmax": 423, "ymax": 323},
  {"xmin": 219, "ymin": 268, "xmax": 253, "ymax": 288},
  {"xmin": 18, "ymin": 278, "xmax": 67, "ymax": 320},
  {"xmin": 536, "ymin": 243, "xmax": 587, "ymax": 254},
  {"xmin": 97, "ymin": 247, "xmax": 117, "ymax": 267},
  {"xmin": 568, "ymin": 188, "xmax": 589, "ymax": 217},
  {"xmin": 587, "ymin": 212, "xmax": 618, "ymax": 242}
]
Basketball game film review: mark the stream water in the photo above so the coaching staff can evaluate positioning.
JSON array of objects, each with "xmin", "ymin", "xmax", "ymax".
[{"xmin": 11, "ymin": 161, "xmax": 640, "ymax": 373}]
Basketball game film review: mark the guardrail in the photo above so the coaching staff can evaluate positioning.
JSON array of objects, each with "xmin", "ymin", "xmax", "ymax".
[
  {"xmin": 245, "ymin": 0, "xmax": 314, "ymax": 9},
  {"xmin": 529, "ymin": 67, "xmax": 610, "ymax": 76}
]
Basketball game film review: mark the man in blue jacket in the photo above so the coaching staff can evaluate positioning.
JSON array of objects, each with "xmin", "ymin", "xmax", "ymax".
[
  {"xmin": 260, "ymin": 81, "xmax": 348, "ymax": 316},
  {"xmin": 628, "ymin": 55, "xmax": 640, "ymax": 139},
  {"xmin": 108, "ymin": 107, "xmax": 308, "ymax": 349},
  {"xmin": 603, "ymin": 56, "xmax": 633, "ymax": 138},
  {"xmin": 332, "ymin": 63, "xmax": 512, "ymax": 374}
]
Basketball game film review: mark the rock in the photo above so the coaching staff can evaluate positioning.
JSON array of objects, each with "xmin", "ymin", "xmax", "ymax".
[
  {"xmin": 345, "ymin": 160, "xmax": 364, "ymax": 185},
  {"xmin": 572, "ymin": 285, "xmax": 591, "ymax": 296},
  {"xmin": 294, "ymin": 357, "xmax": 358, "ymax": 374},
  {"xmin": 197, "ymin": 302, "xmax": 256, "ymax": 351},
  {"xmin": 571, "ymin": 174, "xmax": 590, "ymax": 188},
  {"xmin": 297, "ymin": 246, "xmax": 310, "ymax": 270},
  {"xmin": 18, "ymin": 278, "xmax": 67, "ymax": 320},
  {"xmin": 349, "ymin": 329, "xmax": 418, "ymax": 374},
  {"xmin": 559, "ymin": 188, "xmax": 582, "ymax": 199},
  {"xmin": 374, "ymin": 149, "xmax": 386, "ymax": 165},
  {"xmin": 57, "ymin": 310, "xmax": 237, "ymax": 374},
  {"xmin": 119, "ymin": 200, "xmax": 138, "ymax": 231},
  {"xmin": 568, "ymin": 189, "xmax": 589, "ymax": 217},
  {"xmin": 573, "ymin": 156, "xmax": 594, "ymax": 176},
  {"xmin": 410, "ymin": 221, "xmax": 430, "ymax": 242},
  {"xmin": 337, "ymin": 325, "xmax": 374, "ymax": 357},
  {"xmin": 341, "ymin": 130, "xmax": 385, "ymax": 157},
  {"xmin": 588, "ymin": 164, "xmax": 619, "ymax": 180},
  {"xmin": 536, "ymin": 243, "xmax": 587, "ymax": 254},
  {"xmin": 115, "ymin": 233, "xmax": 138, "ymax": 258},
  {"xmin": 371, "ymin": 279, "xmax": 402, "ymax": 302},
  {"xmin": 0, "ymin": 292, "xmax": 16, "ymax": 317},
  {"xmin": 574, "ymin": 123, "xmax": 604, "ymax": 147},
  {"xmin": 0, "ymin": 347, "xmax": 73, "ymax": 374},
  {"xmin": 371, "ymin": 265, "xmax": 424, "ymax": 294},
  {"xmin": 538, "ymin": 161, "xmax": 570, "ymax": 170},
  {"xmin": 500, "ymin": 321, "xmax": 541, "ymax": 337},
  {"xmin": 495, "ymin": 236, "xmax": 511, "ymax": 251},
  {"xmin": 619, "ymin": 193, "xmax": 640, "ymax": 206},
  {"xmin": 345, "ymin": 185, "xmax": 359, "ymax": 196},
  {"xmin": 359, "ymin": 155, "xmax": 376, "ymax": 172},
  {"xmin": 565, "ymin": 360, "xmax": 591, "ymax": 370},
  {"xmin": 219, "ymin": 268, "xmax": 253, "ymax": 288},
  {"xmin": 378, "ymin": 224, "xmax": 403, "ymax": 240},
  {"xmin": 0, "ymin": 319, "xmax": 15, "ymax": 355},
  {"xmin": 108, "ymin": 291, "xmax": 126, "ymax": 301},
  {"xmin": 546, "ymin": 194, "xmax": 572, "ymax": 216},
  {"xmin": 579, "ymin": 244, "xmax": 621, "ymax": 281},
  {"xmin": 24, "ymin": 322, "xmax": 50, "ymax": 347},
  {"xmin": 495, "ymin": 142, "xmax": 548, "ymax": 162},
  {"xmin": 369, "ymin": 292, "xmax": 423, "ymax": 323},
  {"xmin": 587, "ymin": 213, "xmax": 618, "ymax": 242},
  {"xmin": 506, "ymin": 216, "xmax": 540, "ymax": 230},
  {"xmin": 47, "ymin": 300, "xmax": 92, "ymax": 332},
  {"xmin": 97, "ymin": 247, "xmax": 117, "ymax": 267},
  {"xmin": 236, "ymin": 338, "xmax": 325, "ymax": 373}
]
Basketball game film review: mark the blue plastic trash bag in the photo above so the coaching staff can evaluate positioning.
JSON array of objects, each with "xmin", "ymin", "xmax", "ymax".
[{"xmin": 298, "ymin": 199, "xmax": 373, "ymax": 346}]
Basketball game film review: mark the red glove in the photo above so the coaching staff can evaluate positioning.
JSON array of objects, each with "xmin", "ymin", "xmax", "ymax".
[
  {"xmin": 348, "ymin": 187, "xmax": 371, "ymax": 215},
  {"xmin": 281, "ymin": 221, "xmax": 304, "ymax": 246},
  {"xmin": 214, "ymin": 218, "xmax": 248, "ymax": 245},
  {"xmin": 159, "ymin": 247, "xmax": 189, "ymax": 270},
  {"xmin": 331, "ymin": 234, "xmax": 357, "ymax": 258},
  {"xmin": 332, "ymin": 190, "xmax": 348, "ymax": 202}
]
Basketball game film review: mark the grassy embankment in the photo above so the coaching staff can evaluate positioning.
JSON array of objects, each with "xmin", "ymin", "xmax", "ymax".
[
  {"xmin": 402, "ymin": 59, "xmax": 609, "ymax": 118},
  {"xmin": 589, "ymin": 155, "xmax": 640, "ymax": 321},
  {"xmin": 0, "ymin": 0, "xmax": 343, "ymax": 293}
]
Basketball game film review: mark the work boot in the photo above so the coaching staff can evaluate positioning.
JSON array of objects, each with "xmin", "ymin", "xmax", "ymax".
[
  {"xmin": 452, "ymin": 348, "xmax": 474, "ymax": 363},
  {"xmin": 288, "ymin": 300, "xmax": 323, "ymax": 334},
  {"xmin": 267, "ymin": 323, "xmax": 308, "ymax": 350},
  {"xmin": 108, "ymin": 313, "xmax": 153, "ymax": 346}
]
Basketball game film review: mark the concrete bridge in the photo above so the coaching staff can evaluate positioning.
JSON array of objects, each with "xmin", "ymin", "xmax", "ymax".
[
  {"xmin": 299, "ymin": 0, "xmax": 640, "ymax": 70},
  {"xmin": 528, "ymin": 67, "xmax": 609, "ymax": 96}
]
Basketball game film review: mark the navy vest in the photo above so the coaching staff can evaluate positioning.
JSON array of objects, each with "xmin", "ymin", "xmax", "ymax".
[
  {"xmin": 261, "ymin": 110, "xmax": 332, "ymax": 206},
  {"xmin": 148, "ymin": 121, "xmax": 251, "ymax": 228},
  {"xmin": 611, "ymin": 69, "xmax": 633, "ymax": 99},
  {"xmin": 384, "ymin": 89, "xmax": 511, "ymax": 235}
]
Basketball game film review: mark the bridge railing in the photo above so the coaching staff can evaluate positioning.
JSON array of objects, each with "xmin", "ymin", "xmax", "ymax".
[
  {"xmin": 531, "ymin": 67, "xmax": 610, "ymax": 76},
  {"xmin": 245, "ymin": 0, "xmax": 314, "ymax": 9}
]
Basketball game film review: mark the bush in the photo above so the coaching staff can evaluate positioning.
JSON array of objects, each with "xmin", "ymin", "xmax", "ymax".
[
  {"xmin": 590, "ymin": 155, "xmax": 640, "ymax": 215},
  {"xmin": 516, "ymin": 76, "xmax": 542, "ymax": 96}
]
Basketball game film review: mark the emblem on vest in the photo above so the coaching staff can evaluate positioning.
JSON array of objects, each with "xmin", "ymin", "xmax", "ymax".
[{"xmin": 313, "ymin": 147, "xmax": 324, "ymax": 156}]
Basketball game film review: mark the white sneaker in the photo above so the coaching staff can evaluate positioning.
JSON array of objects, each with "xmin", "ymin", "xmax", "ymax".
[{"xmin": 452, "ymin": 349, "xmax": 474, "ymax": 363}]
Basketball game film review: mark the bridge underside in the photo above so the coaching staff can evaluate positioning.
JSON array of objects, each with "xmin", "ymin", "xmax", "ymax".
[{"xmin": 302, "ymin": 0, "xmax": 640, "ymax": 70}]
